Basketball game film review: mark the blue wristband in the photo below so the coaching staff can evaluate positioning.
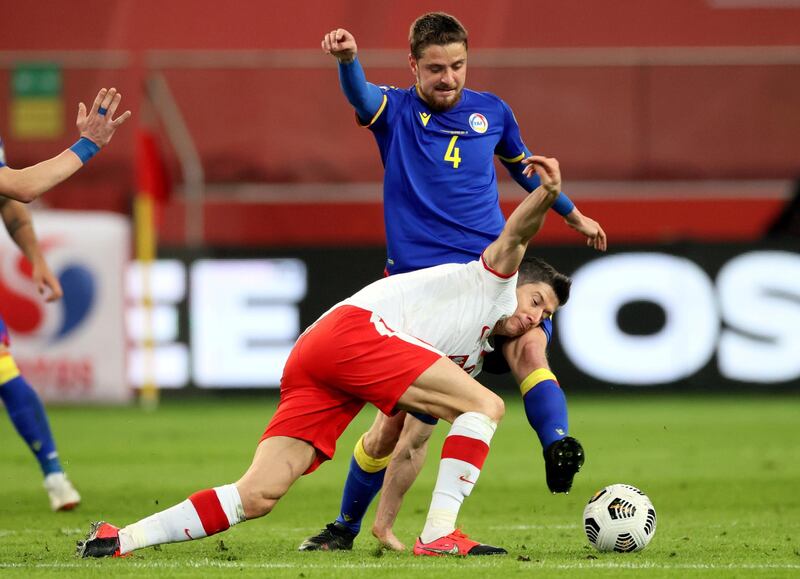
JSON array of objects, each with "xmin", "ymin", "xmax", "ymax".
[
  {"xmin": 69, "ymin": 137, "xmax": 100, "ymax": 164},
  {"xmin": 552, "ymin": 192, "xmax": 575, "ymax": 217}
]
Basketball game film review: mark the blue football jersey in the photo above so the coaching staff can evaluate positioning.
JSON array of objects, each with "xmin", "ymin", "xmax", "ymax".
[
  {"xmin": 365, "ymin": 86, "xmax": 527, "ymax": 274},
  {"xmin": 0, "ymin": 136, "xmax": 6, "ymax": 168}
]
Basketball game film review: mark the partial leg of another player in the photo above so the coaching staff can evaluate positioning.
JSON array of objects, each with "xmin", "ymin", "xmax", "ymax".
[
  {"xmin": 299, "ymin": 410, "xmax": 405, "ymax": 551},
  {"xmin": 372, "ymin": 413, "xmax": 435, "ymax": 550},
  {"xmin": 501, "ymin": 327, "xmax": 584, "ymax": 493},
  {"xmin": 372, "ymin": 327, "xmax": 584, "ymax": 550},
  {"xmin": 0, "ymin": 346, "xmax": 80, "ymax": 511}
]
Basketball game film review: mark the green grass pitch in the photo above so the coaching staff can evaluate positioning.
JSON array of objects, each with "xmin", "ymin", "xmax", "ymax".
[{"xmin": 1, "ymin": 393, "xmax": 798, "ymax": 577}]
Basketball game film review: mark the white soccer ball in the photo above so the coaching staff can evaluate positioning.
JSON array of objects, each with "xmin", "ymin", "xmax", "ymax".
[{"xmin": 583, "ymin": 483, "xmax": 657, "ymax": 552}]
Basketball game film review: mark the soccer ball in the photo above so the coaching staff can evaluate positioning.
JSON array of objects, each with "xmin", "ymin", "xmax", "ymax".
[{"xmin": 583, "ymin": 483, "xmax": 657, "ymax": 552}]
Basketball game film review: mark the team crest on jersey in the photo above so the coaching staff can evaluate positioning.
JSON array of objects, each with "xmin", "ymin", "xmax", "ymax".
[{"xmin": 468, "ymin": 113, "xmax": 488, "ymax": 134}]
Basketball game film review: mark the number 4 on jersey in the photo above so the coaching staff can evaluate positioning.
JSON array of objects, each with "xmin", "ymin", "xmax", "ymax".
[{"xmin": 444, "ymin": 136, "xmax": 461, "ymax": 168}]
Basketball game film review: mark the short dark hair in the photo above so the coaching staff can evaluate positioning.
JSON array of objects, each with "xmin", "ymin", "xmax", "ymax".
[
  {"xmin": 409, "ymin": 12, "xmax": 468, "ymax": 60},
  {"xmin": 517, "ymin": 256, "xmax": 571, "ymax": 307}
]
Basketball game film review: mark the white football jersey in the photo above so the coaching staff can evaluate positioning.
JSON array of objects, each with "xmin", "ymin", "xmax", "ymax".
[{"xmin": 335, "ymin": 256, "xmax": 518, "ymax": 377}]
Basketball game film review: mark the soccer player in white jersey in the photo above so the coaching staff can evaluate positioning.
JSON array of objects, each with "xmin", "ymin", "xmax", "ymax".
[
  {"xmin": 77, "ymin": 155, "xmax": 569, "ymax": 558},
  {"xmin": 0, "ymin": 88, "xmax": 130, "ymax": 511}
]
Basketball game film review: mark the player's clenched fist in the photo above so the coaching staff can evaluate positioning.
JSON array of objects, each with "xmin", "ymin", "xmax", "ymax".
[
  {"xmin": 322, "ymin": 28, "xmax": 358, "ymax": 64},
  {"xmin": 522, "ymin": 155, "xmax": 561, "ymax": 196}
]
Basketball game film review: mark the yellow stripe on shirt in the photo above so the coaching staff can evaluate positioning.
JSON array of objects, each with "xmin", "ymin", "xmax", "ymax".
[
  {"xmin": 360, "ymin": 94, "xmax": 388, "ymax": 128},
  {"xmin": 497, "ymin": 151, "xmax": 526, "ymax": 163}
]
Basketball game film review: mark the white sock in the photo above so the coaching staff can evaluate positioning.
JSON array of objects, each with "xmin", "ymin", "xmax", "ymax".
[
  {"xmin": 118, "ymin": 484, "xmax": 244, "ymax": 554},
  {"xmin": 420, "ymin": 412, "xmax": 496, "ymax": 544}
]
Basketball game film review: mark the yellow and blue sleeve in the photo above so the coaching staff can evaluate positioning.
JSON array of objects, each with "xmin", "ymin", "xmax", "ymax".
[
  {"xmin": 500, "ymin": 146, "xmax": 575, "ymax": 216},
  {"xmin": 338, "ymin": 57, "xmax": 387, "ymax": 127}
]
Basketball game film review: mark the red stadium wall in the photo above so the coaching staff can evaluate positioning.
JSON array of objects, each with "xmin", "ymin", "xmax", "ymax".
[
  {"xmin": 156, "ymin": 183, "xmax": 790, "ymax": 247},
  {"xmin": 0, "ymin": 0, "xmax": 798, "ymax": 244},
  {"xmin": 4, "ymin": 0, "xmax": 800, "ymax": 50}
]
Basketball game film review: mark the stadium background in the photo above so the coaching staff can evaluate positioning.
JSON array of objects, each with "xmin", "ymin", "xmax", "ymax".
[
  {"xmin": 0, "ymin": 2, "xmax": 799, "ymax": 576},
  {"xmin": 0, "ymin": 0, "xmax": 799, "ymax": 401}
]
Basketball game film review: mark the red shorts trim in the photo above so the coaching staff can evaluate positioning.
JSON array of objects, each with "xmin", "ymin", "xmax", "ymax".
[{"xmin": 262, "ymin": 305, "xmax": 442, "ymax": 474}]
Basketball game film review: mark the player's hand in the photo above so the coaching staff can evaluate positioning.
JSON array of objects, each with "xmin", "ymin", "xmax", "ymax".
[
  {"xmin": 564, "ymin": 209, "xmax": 608, "ymax": 252},
  {"xmin": 32, "ymin": 259, "xmax": 63, "ymax": 303},
  {"xmin": 322, "ymin": 28, "xmax": 358, "ymax": 64},
  {"xmin": 76, "ymin": 88, "xmax": 132, "ymax": 148},
  {"xmin": 522, "ymin": 156, "xmax": 561, "ymax": 197}
]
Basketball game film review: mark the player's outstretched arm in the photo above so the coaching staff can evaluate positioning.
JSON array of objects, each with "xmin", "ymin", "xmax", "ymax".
[
  {"xmin": 483, "ymin": 156, "xmax": 561, "ymax": 275},
  {"xmin": 518, "ymin": 156, "xmax": 607, "ymax": 252},
  {"xmin": 561, "ymin": 206, "xmax": 607, "ymax": 251},
  {"xmin": 0, "ymin": 88, "xmax": 131, "ymax": 203},
  {"xmin": 322, "ymin": 28, "xmax": 384, "ymax": 124},
  {"xmin": 0, "ymin": 199, "xmax": 62, "ymax": 302},
  {"xmin": 372, "ymin": 416, "xmax": 436, "ymax": 551},
  {"xmin": 322, "ymin": 28, "xmax": 358, "ymax": 63},
  {"xmin": 520, "ymin": 157, "xmax": 608, "ymax": 251}
]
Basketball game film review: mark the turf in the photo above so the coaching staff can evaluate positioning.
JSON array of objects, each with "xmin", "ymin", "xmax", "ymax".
[{"xmin": 0, "ymin": 393, "xmax": 798, "ymax": 577}]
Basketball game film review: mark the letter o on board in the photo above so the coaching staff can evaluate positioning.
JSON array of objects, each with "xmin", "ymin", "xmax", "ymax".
[{"xmin": 558, "ymin": 253, "xmax": 719, "ymax": 385}]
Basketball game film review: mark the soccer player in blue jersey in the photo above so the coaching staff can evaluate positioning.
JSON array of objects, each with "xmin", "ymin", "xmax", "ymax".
[
  {"xmin": 0, "ymin": 88, "xmax": 130, "ymax": 510},
  {"xmin": 300, "ymin": 13, "xmax": 607, "ymax": 552}
]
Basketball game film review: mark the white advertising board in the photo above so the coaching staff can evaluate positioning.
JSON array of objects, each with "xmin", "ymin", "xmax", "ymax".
[{"xmin": 0, "ymin": 211, "xmax": 130, "ymax": 403}]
